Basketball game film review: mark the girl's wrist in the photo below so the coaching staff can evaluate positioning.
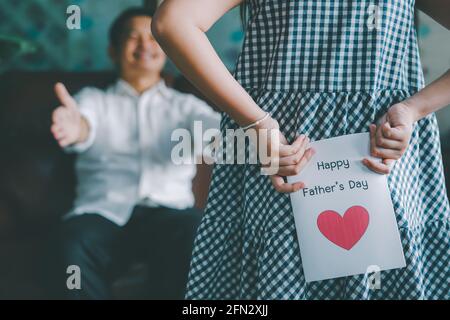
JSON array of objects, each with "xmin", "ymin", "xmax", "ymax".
[
  {"xmin": 238, "ymin": 108, "xmax": 269, "ymax": 126},
  {"xmin": 255, "ymin": 114, "xmax": 279, "ymax": 130},
  {"xmin": 401, "ymin": 98, "xmax": 424, "ymax": 123},
  {"xmin": 238, "ymin": 107, "xmax": 279, "ymax": 131},
  {"xmin": 241, "ymin": 112, "xmax": 271, "ymax": 130}
]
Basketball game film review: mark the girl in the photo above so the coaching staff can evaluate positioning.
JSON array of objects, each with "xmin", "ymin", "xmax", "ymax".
[{"xmin": 152, "ymin": 0, "xmax": 450, "ymax": 299}]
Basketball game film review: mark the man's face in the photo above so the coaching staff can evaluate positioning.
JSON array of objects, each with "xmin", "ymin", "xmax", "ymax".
[{"xmin": 114, "ymin": 16, "xmax": 166, "ymax": 74}]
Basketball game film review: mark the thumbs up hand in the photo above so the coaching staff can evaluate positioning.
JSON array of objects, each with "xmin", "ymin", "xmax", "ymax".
[{"xmin": 51, "ymin": 83, "xmax": 89, "ymax": 147}]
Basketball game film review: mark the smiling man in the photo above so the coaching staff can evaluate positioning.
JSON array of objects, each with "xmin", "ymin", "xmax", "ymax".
[{"xmin": 47, "ymin": 7, "xmax": 220, "ymax": 299}]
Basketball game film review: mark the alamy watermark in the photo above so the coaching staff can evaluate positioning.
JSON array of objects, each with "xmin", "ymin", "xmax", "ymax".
[
  {"xmin": 366, "ymin": 265, "xmax": 381, "ymax": 290},
  {"xmin": 367, "ymin": 5, "xmax": 381, "ymax": 31},
  {"xmin": 66, "ymin": 5, "xmax": 81, "ymax": 30},
  {"xmin": 171, "ymin": 121, "xmax": 281, "ymax": 175},
  {"xmin": 66, "ymin": 265, "xmax": 81, "ymax": 290}
]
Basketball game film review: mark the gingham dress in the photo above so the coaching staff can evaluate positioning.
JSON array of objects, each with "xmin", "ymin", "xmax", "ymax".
[{"xmin": 185, "ymin": 0, "xmax": 450, "ymax": 299}]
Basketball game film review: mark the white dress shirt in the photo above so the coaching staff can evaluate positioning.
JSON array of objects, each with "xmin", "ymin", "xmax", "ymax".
[{"xmin": 64, "ymin": 79, "xmax": 221, "ymax": 226}]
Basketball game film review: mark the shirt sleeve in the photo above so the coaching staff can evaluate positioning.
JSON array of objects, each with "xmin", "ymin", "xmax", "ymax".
[
  {"xmin": 184, "ymin": 94, "xmax": 222, "ymax": 159},
  {"xmin": 63, "ymin": 87, "xmax": 99, "ymax": 154}
]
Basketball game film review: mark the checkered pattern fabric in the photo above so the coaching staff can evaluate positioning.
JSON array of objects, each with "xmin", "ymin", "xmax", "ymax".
[{"xmin": 185, "ymin": 0, "xmax": 450, "ymax": 299}]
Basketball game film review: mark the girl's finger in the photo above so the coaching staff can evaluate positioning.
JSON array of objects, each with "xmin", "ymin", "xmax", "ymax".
[
  {"xmin": 278, "ymin": 151, "xmax": 304, "ymax": 166},
  {"xmin": 278, "ymin": 137, "xmax": 308, "ymax": 166},
  {"xmin": 383, "ymin": 158, "xmax": 396, "ymax": 169},
  {"xmin": 277, "ymin": 148, "xmax": 315, "ymax": 176},
  {"xmin": 270, "ymin": 175, "xmax": 305, "ymax": 193},
  {"xmin": 376, "ymin": 122, "xmax": 407, "ymax": 149},
  {"xmin": 290, "ymin": 134, "xmax": 306, "ymax": 149},
  {"xmin": 370, "ymin": 146, "xmax": 403, "ymax": 160},
  {"xmin": 262, "ymin": 146, "xmax": 314, "ymax": 169},
  {"xmin": 362, "ymin": 158, "xmax": 391, "ymax": 174},
  {"xmin": 375, "ymin": 135, "xmax": 405, "ymax": 150},
  {"xmin": 383, "ymin": 125, "xmax": 409, "ymax": 141},
  {"xmin": 370, "ymin": 124, "xmax": 376, "ymax": 143},
  {"xmin": 381, "ymin": 121, "xmax": 393, "ymax": 139},
  {"xmin": 279, "ymin": 135, "xmax": 309, "ymax": 157},
  {"xmin": 375, "ymin": 123, "xmax": 386, "ymax": 146}
]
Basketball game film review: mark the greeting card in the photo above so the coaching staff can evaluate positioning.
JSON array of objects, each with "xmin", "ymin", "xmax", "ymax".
[{"xmin": 287, "ymin": 133, "xmax": 406, "ymax": 282}]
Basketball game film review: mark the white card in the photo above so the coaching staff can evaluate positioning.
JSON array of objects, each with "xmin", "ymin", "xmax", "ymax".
[{"xmin": 287, "ymin": 133, "xmax": 406, "ymax": 282}]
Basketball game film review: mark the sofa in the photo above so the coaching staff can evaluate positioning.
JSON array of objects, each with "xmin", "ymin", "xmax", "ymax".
[{"xmin": 0, "ymin": 71, "xmax": 214, "ymax": 299}]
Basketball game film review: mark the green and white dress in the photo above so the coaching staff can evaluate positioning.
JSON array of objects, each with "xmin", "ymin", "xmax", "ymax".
[{"xmin": 185, "ymin": 0, "xmax": 450, "ymax": 299}]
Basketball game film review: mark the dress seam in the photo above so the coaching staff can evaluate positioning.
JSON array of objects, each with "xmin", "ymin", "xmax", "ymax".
[{"xmin": 241, "ymin": 87, "xmax": 419, "ymax": 94}]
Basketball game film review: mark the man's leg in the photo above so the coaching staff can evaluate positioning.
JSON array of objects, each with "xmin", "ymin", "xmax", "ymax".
[
  {"xmin": 127, "ymin": 206, "xmax": 202, "ymax": 299},
  {"xmin": 48, "ymin": 214, "xmax": 124, "ymax": 299}
]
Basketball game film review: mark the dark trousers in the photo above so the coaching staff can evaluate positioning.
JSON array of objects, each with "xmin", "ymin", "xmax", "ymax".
[{"xmin": 45, "ymin": 205, "xmax": 202, "ymax": 300}]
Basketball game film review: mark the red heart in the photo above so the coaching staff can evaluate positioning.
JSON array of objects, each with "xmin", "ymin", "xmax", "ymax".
[{"xmin": 317, "ymin": 206, "xmax": 369, "ymax": 250}]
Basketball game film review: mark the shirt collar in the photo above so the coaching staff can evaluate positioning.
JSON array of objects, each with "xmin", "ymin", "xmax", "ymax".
[{"xmin": 115, "ymin": 78, "xmax": 170, "ymax": 99}]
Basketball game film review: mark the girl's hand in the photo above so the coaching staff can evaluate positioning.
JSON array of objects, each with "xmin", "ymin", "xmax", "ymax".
[
  {"xmin": 255, "ymin": 116, "xmax": 315, "ymax": 193},
  {"xmin": 363, "ymin": 102, "xmax": 416, "ymax": 174}
]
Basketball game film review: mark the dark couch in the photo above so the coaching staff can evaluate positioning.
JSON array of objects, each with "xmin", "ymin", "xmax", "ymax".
[{"xmin": 0, "ymin": 71, "xmax": 214, "ymax": 299}]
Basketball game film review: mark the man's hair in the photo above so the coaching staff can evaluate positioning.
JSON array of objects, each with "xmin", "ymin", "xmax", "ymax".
[{"xmin": 109, "ymin": 7, "xmax": 154, "ymax": 50}]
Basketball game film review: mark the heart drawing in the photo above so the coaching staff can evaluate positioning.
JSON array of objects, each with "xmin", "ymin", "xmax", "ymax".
[{"xmin": 317, "ymin": 206, "xmax": 370, "ymax": 250}]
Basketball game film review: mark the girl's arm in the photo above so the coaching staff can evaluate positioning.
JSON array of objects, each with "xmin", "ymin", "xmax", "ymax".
[
  {"xmin": 405, "ymin": 69, "xmax": 450, "ymax": 122},
  {"xmin": 364, "ymin": 70, "xmax": 450, "ymax": 174},
  {"xmin": 152, "ymin": 0, "xmax": 314, "ymax": 193},
  {"xmin": 409, "ymin": 0, "xmax": 450, "ymax": 119},
  {"xmin": 364, "ymin": 1, "xmax": 450, "ymax": 174},
  {"xmin": 152, "ymin": 0, "xmax": 266, "ymax": 126}
]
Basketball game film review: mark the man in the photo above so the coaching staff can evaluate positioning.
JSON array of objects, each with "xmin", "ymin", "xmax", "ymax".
[{"xmin": 48, "ymin": 7, "xmax": 220, "ymax": 299}]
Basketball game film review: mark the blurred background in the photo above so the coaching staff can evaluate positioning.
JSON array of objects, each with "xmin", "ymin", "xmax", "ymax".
[
  {"xmin": 0, "ymin": 0, "xmax": 449, "ymax": 299},
  {"xmin": 2, "ymin": 1, "xmax": 449, "ymax": 134},
  {"xmin": 0, "ymin": 0, "xmax": 245, "ymax": 299},
  {"xmin": 0, "ymin": 0, "xmax": 244, "ymax": 72}
]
